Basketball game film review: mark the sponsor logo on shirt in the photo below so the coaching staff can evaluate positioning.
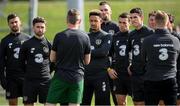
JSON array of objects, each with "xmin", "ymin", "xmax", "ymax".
[
  {"xmin": 116, "ymin": 40, "xmax": 119, "ymax": 46},
  {"xmin": 31, "ymin": 48, "xmax": 35, "ymax": 53},
  {"xmin": 8, "ymin": 43, "xmax": 13, "ymax": 48}
]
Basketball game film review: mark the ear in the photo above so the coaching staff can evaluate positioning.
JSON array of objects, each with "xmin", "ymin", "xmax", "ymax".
[
  {"xmin": 166, "ymin": 21, "xmax": 171, "ymax": 28},
  {"xmin": 78, "ymin": 18, "xmax": 81, "ymax": 24},
  {"xmin": 100, "ymin": 18, "xmax": 103, "ymax": 24},
  {"xmin": 141, "ymin": 15, "xmax": 144, "ymax": 21},
  {"xmin": 109, "ymin": 9, "xmax": 112, "ymax": 15}
]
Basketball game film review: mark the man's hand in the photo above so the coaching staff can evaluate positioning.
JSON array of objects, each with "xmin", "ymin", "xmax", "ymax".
[
  {"xmin": 0, "ymin": 77, "xmax": 6, "ymax": 90},
  {"xmin": 107, "ymin": 68, "xmax": 118, "ymax": 79},
  {"xmin": 127, "ymin": 65, "xmax": 132, "ymax": 76}
]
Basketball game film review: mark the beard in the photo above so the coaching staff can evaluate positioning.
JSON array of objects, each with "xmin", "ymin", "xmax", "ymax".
[
  {"xmin": 11, "ymin": 26, "xmax": 20, "ymax": 32},
  {"xmin": 102, "ymin": 16, "xmax": 109, "ymax": 22},
  {"xmin": 35, "ymin": 31, "xmax": 44, "ymax": 37}
]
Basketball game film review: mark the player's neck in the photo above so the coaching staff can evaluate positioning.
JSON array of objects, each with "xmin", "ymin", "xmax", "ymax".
[
  {"xmin": 68, "ymin": 23, "xmax": 79, "ymax": 30},
  {"xmin": 34, "ymin": 35, "xmax": 44, "ymax": 39},
  {"xmin": 156, "ymin": 26, "xmax": 167, "ymax": 30},
  {"xmin": 11, "ymin": 30, "xmax": 20, "ymax": 34},
  {"xmin": 135, "ymin": 23, "xmax": 143, "ymax": 30}
]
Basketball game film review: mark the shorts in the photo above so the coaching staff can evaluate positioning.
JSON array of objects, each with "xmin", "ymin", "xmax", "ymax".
[
  {"xmin": 6, "ymin": 78, "xmax": 23, "ymax": 99},
  {"xmin": 144, "ymin": 78, "xmax": 177, "ymax": 105},
  {"xmin": 46, "ymin": 74, "xmax": 84, "ymax": 104},
  {"xmin": 131, "ymin": 75, "xmax": 144, "ymax": 102},
  {"xmin": 82, "ymin": 74, "xmax": 110, "ymax": 105},
  {"xmin": 177, "ymin": 71, "xmax": 180, "ymax": 99},
  {"xmin": 23, "ymin": 79, "xmax": 50, "ymax": 104},
  {"xmin": 114, "ymin": 75, "xmax": 132, "ymax": 96}
]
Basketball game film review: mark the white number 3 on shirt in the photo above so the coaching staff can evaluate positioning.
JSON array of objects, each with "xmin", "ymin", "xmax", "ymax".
[{"xmin": 159, "ymin": 48, "xmax": 168, "ymax": 61}]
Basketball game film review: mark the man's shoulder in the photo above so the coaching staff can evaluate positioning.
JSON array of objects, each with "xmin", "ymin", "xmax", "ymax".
[
  {"xmin": 20, "ymin": 32, "xmax": 30, "ymax": 39},
  {"xmin": 21, "ymin": 36, "xmax": 34, "ymax": 46},
  {"xmin": 108, "ymin": 21, "xmax": 118, "ymax": 26},
  {"xmin": 1, "ymin": 33, "xmax": 11, "ymax": 42},
  {"xmin": 100, "ymin": 30, "xmax": 112, "ymax": 37},
  {"xmin": 142, "ymin": 26, "xmax": 154, "ymax": 33}
]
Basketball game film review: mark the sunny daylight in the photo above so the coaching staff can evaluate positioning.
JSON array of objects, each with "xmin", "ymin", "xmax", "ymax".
[{"xmin": 0, "ymin": 0, "xmax": 180, "ymax": 106}]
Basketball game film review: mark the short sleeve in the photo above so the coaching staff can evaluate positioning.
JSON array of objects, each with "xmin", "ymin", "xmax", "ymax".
[
  {"xmin": 52, "ymin": 34, "xmax": 59, "ymax": 51},
  {"xmin": 84, "ymin": 35, "xmax": 91, "ymax": 55}
]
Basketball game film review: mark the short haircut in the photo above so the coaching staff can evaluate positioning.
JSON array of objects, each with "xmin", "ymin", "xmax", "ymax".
[
  {"xmin": 99, "ymin": 1, "xmax": 110, "ymax": 6},
  {"xmin": 167, "ymin": 13, "xmax": 174, "ymax": 24},
  {"xmin": 148, "ymin": 10, "xmax": 157, "ymax": 17},
  {"xmin": 155, "ymin": 10, "xmax": 168, "ymax": 27},
  {"xmin": 119, "ymin": 12, "xmax": 129, "ymax": 18},
  {"xmin": 130, "ymin": 7, "xmax": 143, "ymax": 16},
  {"xmin": 33, "ymin": 17, "xmax": 46, "ymax": 26},
  {"xmin": 67, "ymin": 9, "xmax": 80, "ymax": 25},
  {"xmin": 89, "ymin": 9, "xmax": 102, "ymax": 18},
  {"xmin": 7, "ymin": 13, "xmax": 18, "ymax": 22},
  {"xmin": 119, "ymin": 12, "xmax": 130, "ymax": 22}
]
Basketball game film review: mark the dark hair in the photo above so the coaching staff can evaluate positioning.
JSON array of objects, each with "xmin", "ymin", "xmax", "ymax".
[
  {"xmin": 119, "ymin": 12, "xmax": 129, "ymax": 18},
  {"xmin": 130, "ymin": 7, "xmax": 143, "ymax": 16},
  {"xmin": 33, "ymin": 17, "xmax": 46, "ymax": 26},
  {"xmin": 67, "ymin": 9, "xmax": 80, "ymax": 25},
  {"xmin": 89, "ymin": 9, "xmax": 102, "ymax": 18},
  {"xmin": 148, "ymin": 10, "xmax": 157, "ymax": 17},
  {"xmin": 99, "ymin": 1, "xmax": 110, "ymax": 6},
  {"xmin": 155, "ymin": 10, "xmax": 168, "ymax": 26},
  {"xmin": 7, "ymin": 13, "xmax": 18, "ymax": 22},
  {"xmin": 119, "ymin": 12, "xmax": 130, "ymax": 22},
  {"xmin": 167, "ymin": 13, "xmax": 174, "ymax": 23}
]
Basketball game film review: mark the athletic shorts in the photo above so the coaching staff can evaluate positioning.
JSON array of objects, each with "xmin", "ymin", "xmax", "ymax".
[
  {"xmin": 6, "ymin": 78, "xmax": 23, "ymax": 99},
  {"xmin": 82, "ymin": 74, "xmax": 110, "ymax": 105},
  {"xmin": 144, "ymin": 78, "xmax": 177, "ymax": 105},
  {"xmin": 23, "ymin": 79, "xmax": 50, "ymax": 104},
  {"xmin": 177, "ymin": 71, "xmax": 180, "ymax": 99},
  {"xmin": 114, "ymin": 75, "xmax": 132, "ymax": 96},
  {"xmin": 46, "ymin": 74, "xmax": 84, "ymax": 104},
  {"xmin": 131, "ymin": 75, "xmax": 144, "ymax": 102}
]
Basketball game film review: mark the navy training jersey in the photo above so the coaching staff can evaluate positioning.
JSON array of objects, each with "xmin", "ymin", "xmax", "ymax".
[
  {"xmin": 126, "ymin": 26, "xmax": 154, "ymax": 76},
  {"xmin": 110, "ymin": 31, "xmax": 130, "ymax": 75},
  {"xmin": 52, "ymin": 28, "xmax": 91, "ymax": 83},
  {"xmin": 85, "ymin": 30, "xmax": 112, "ymax": 78},
  {"xmin": 141, "ymin": 29, "xmax": 180, "ymax": 81},
  {"xmin": 19, "ymin": 36, "xmax": 51, "ymax": 81},
  {"xmin": 101, "ymin": 21, "xmax": 119, "ymax": 35},
  {"xmin": 0, "ymin": 32, "xmax": 30, "ymax": 78}
]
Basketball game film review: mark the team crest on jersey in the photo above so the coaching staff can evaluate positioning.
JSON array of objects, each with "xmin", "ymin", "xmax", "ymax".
[
  {"xmin": 96, "ymin": 39, "xmax": 102, "ymax": 45},
  {"xmin": 8, "ymin": 43, "xmax": 13, "ymax": 48},
  {"xmin": 30, "ymin": 48, "xmax": 35, "ymax": 53},
  {"xmin": 43, "ymin": 46, "xmax": 49, "ymax": 53},
  {"xmin": 109, "ymin": 30, "xmax": 115, "ymax": 35},
  {"xmin": 116, "ymin": 40, "xmax": 119, "ymax": 46},
  {"xmin": 141, "ymin": 38, "xmax": 144, "ymax": 43}
]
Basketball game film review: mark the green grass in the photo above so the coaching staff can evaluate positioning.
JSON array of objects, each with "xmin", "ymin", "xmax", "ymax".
[
  {"xmin": 0, "ymin": 93, "xmax": 133, "ymax": 105},
  {"xmin": 1, "ymin": 0, "xmax": 180, "ymax": 40}
]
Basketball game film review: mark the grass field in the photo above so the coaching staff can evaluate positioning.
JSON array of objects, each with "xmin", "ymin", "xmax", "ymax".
[
  {"xmin": 0, "ymin": 0, "xmax": 180, "ymax": 105},
  {"xmin": 0, "ymin": 0, "xmax": 180, "ymax": 40},
  {"xmin": 0, "ymin": 92, "xmax": 133, "ymax": 105}
]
